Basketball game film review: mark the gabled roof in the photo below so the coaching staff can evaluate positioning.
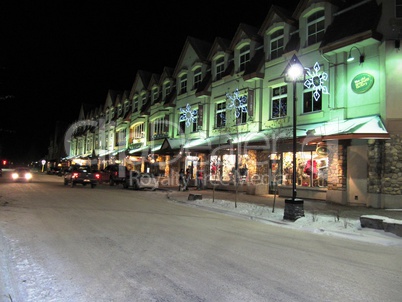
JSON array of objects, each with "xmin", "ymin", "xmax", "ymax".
[
  {"xmin": 129, "ymin": 70, "xmax": 153, "ymax": 99},
  {"xmin": 147, "ymin": 73, "xmax": 161, "ymax": 90},
  {"xmin": 207, "ymin": 37, "xmax": 231, "ymax": 61},
  {"xmin": 78, "ymin": 103, "xmax": 98, "ymax": 121},
  {"xmin": 173, "ymin": 36, "xmax": 212, "ymax": 77},
  {"xmin": 319, "ymin": 0, "xmax": 383, "ymax": 52},
  {"xmin": 258, "ymin": 5, "xmax": 296, "ymax": 36},
  {"xmin": 158, "ymin": 67, "xmax": 174, "ymax": 86},
  {"xmin": 229, "ymin": 23, "xmax": 261, "ymax": 50},
  {"xmin": 103, "ymin": 89, "xmax": 120, "ymax": 111}
]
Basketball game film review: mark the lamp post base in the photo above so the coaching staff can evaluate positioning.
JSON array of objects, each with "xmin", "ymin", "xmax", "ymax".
[{"xmin": 283, "ymin": 198, "xmax": 305, "ymax": 221}]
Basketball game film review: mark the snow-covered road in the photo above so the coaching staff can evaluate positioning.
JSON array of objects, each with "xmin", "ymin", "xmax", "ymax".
[{"xmin": 1, "ymin": 173, "xmax": 401, "ymax": 302}]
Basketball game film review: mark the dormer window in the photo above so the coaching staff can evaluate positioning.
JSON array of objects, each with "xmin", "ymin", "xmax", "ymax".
[
  {"xmin": 307, "ymin": 10, "xmax": 325, "ymax": 46},
  {"xmin": 239, "ymin": 45, "xmax": 250, "ymax": 72},
  {"xmin": 193, "ymin": 67, "xmax": 202, "ymax": 90},
  {"xmin": 141, "ymin": 93, "xmax": 147, "ymax": 107},
  {"xmin": 270, "ymin": 29, "xmax": 284, "ymax": 60},
  {"xmin": 132, "ymin": 96, "xmax": 139, "ymax": 113},
  {"xmin": 215, "ymin": 57, "xmax": 225, "ymax": 81},
  {"xmin": 164, "ymin": 82, "xmax": 171, "ymax": 98},
  {"xmin": 124, "ymin": 100, "xmax": 130, "ymax": 113},
  {"xmin": 152, "ymin": 88, "xmax": 159, "ymax": 104},
  {"xmin": 179, "ymin": 74, "xmax": 187, "ymax": 95}
]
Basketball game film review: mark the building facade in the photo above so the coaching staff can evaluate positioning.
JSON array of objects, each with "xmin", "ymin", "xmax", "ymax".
[{"xmin": 55, "ymin": 0, "xmax": 402, "ymax": 209}]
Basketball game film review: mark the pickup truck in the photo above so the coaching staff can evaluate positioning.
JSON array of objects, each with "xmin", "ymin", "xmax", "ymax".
[{"xmin": 63, "ymin": 165, "xmax": 100, "ymax": 188}]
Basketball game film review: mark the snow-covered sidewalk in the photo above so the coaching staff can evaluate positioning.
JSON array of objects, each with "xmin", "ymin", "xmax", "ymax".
[{"xmin": 185, "ymin": 198, "xmax": 402, "ymax": 247}]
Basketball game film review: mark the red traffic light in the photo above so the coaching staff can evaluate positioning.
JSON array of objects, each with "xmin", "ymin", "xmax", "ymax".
[{"xmin": 2, "ymin": 160, "xmax": 6, "ymax": 165}]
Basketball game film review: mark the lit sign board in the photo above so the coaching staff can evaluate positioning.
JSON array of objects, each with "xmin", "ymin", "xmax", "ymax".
[{"xmin": 351, "ymin": 73, "xmax": 374, "ymax": 94}]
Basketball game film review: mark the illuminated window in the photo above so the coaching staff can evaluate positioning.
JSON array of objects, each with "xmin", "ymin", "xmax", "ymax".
[
  {"xmin": 215, "ymin": 57, "xmax": 225, "ymax": 81},
  {"xmin": 307, "ymin": 10, "xmax": 325, "ymax": 46},
  {"xmin": 303, "ymin": 84, "xmax": 322, "ymax": 113},
  {"xmin": 150, "ymin": 117, "xmax": 167, "ymax": 139},
  {"xmin": 271, "ymin": 85, "xmax": 287, "ymax": 119},
  {"xmin": 193, "ymin": 68, "xmax": 202, "ymax": 90},
  {"xmin": 132, "ymin": 123, "xmax": 144, "ymax": 141},
  {"xmin": 270, "ymin": 29, "xmax": 284, "ymax": 60},
  {"xmin": 215, "ymin": 102, "xmax": 226, "ymax": 128},
  {"xmin": 191, "ymin": 109, "xmax": 198, "ymax": 132},
  {"xmin": 179, "ymin": 74, "xmax": 187, "ymax": 94},
  {"xmin": 239, "ymin": 45, "xmax": 250, "ymax": 72}
]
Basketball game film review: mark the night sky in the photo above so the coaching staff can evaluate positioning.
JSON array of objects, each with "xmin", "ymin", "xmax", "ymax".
[{"xmin": 0, "ymin": 0, "xmax": 299, "ymax": 163}]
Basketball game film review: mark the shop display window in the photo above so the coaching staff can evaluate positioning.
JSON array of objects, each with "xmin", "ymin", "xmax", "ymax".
[{"xmin": 281, "ymin": 151, "xmax": 328, "ymax": 188}]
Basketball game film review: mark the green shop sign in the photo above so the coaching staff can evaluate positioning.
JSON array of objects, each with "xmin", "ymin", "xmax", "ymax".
[{"xmin": 351, "ymin": 73, "xmax": 374, "ymax": 94}]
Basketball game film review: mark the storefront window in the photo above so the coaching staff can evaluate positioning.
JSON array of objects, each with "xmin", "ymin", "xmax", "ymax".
[{"xmin": 281, "ymin": 151, "xmax": 328, "ymax": 188}]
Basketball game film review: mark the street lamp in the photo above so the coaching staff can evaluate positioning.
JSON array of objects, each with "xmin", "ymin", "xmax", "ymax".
[{"xmin": 283, "ymin": 54, "xmax": 305, "ymax": 221}]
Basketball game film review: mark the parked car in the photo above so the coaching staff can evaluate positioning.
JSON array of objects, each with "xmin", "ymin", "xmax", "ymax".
[
  {"xmin": 99, "ymin": 164, "xmax": 128, "ymax": 186},
  {"xmin": 11, "ymin": 167, "xmax": 33, "ymax": 182},
  {"xmin": 47, "ymin": 167, "xmax": 61, "ymax": 175},
  {"xmin": 63, "ymin": 165, "xmax": 100, "ymax": 188},
  {"xmin": 0, "ymin": 167, "xmax": 2, "ymax": 177},
  {"xmin": 123, "ymin": 171, "xmax": 159, "ymax": 190}
]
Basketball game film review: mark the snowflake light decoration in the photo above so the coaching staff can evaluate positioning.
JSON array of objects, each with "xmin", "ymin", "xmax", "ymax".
[
  {"xmin": 304, "ymin": 62, "xmax": 329, "ymax": 101},
  {"xmin": 226, "ymin": 88, "xmax": 248, "ymax": 118},
  {"xmin": 179, "ymin": 103, "xmax": 197, "ymax": 127}
]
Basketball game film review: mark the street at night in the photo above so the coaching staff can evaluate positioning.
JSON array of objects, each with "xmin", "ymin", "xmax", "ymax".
[{"xmin": 1, "ymin": 172, "xmax": 401, "ymax": 302}]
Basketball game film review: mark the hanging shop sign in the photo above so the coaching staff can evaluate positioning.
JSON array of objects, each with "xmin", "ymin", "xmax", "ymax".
[{"xmin": 351, "ymin": 73, "xmax": 374, "ymax": 94}]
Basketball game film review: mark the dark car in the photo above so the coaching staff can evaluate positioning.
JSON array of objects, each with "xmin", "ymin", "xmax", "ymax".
[
  {"xmin": 63, "ymin": 165, "xmax": 100, "ymax": 188},
  {"xmin": 0, "ymin": 167, "xmax": 2, "ymax": 177},
  {"xmin": 47, "ymin": 167, "xmax": 61, "ymax": 175},
  {"xmin": 11, "ymin": 167, "xmax": 33, "ymax": 182},
  {"xmin": 99, "ymin": 164, "xmax": 128, "ymax": 186},
  {"xmin": 123, "ymin": 171, "xmax": 159, "ymax": 190}
]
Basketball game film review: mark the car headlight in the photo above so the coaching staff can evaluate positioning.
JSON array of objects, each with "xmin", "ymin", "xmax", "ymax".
[
  {"xmin": 12, "ymin": 173, "xmax": 18, "ymax": 180},
  {"xmin": 25, "ymin": 173, "xmax": 33, "ymax": 180}
]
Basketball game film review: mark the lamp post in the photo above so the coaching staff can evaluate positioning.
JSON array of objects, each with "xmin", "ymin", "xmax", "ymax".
[{"xmin": 283, "ymin": 54, "xmax": 305, "ymax": 221}]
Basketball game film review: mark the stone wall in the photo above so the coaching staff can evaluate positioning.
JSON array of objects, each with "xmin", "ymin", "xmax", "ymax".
[
  {"xmin": 327, "ymin": 142, "xmax": 347, "ymax": 192},
  {"xmin": 381, "ymin": 134, "xmax": 402, "ymax": 195},
  {"xmin": 367, "ymin": 139, "xmax": 383, "ymax": 194}
]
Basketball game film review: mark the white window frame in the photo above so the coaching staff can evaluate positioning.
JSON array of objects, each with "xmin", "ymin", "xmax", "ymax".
[
  {"xmin": 215, "ymin": 101, "xmax": 226, "ymax": 128},
  {"xmin": 270, "ymin": 29, "xmax": 284, "ymax": 60},
  {"xmin": 193, "ymin": 68, "xmax": 202, "ymax": 90},
  {"xmin": 164, "ymin": 82, "xmax": 171, "ymax": 98},
  {"xmin": 271, "ymin": 85, "xmax": 288, "ymax": 119},
  {"xmin": 179, "ymin": 74, "xmax": 187, "ymax": 94},
  {"xmin": 239, "ymin": 45, "xmax": 250, "ymax": 72},
  {"xmin": 152, "ymin": 87, "xmax": 158, "ymax": 103},
  {"xmin": 133, "ymin": 96, "xmax": 139, "ymax": 113},
  {"xmin": 215, "ymin": 57, "xmax": 225, "ymax": 81},
  {"xmin": 307, "ymin": 10, "xmax": 325, "ymax": 46}
]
